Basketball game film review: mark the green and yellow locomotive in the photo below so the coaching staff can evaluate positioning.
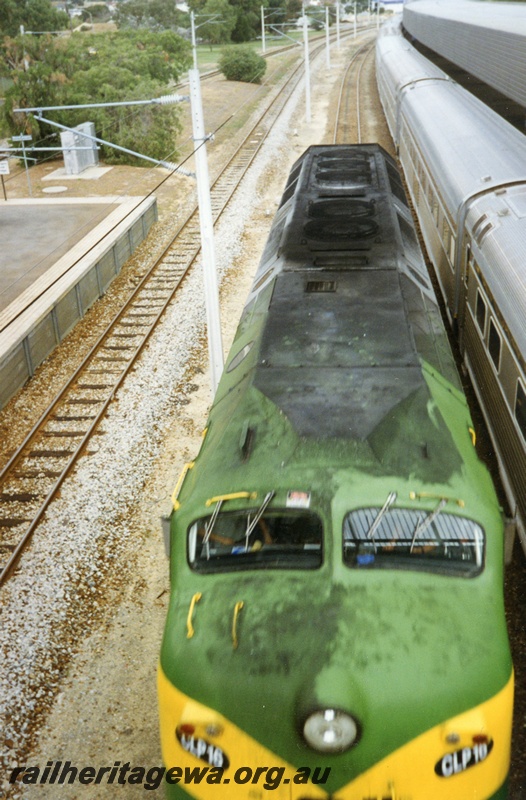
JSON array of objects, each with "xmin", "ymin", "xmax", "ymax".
[{"xmin": 158, "ymin": 146, "xmax": 513, "ymax": 799}]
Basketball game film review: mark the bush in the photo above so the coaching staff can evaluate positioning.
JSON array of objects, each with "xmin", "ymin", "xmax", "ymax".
[{"xmin": 218, "ymin": 46, "xmax": 266, "ymax": 84}]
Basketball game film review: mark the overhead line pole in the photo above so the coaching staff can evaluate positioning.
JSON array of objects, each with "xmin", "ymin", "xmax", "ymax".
[
  {"xmin": 302, "ymin": 8, "xmax": 311, "ymax": 123},
  {"xmin": 260, "ymin": 7, "xmax": 288, "ymax": 54},
  {"xmin": 188, "ymin": 12, "xmax": 225, "ymax": 392},
  {"xmin": 191, "ymin": 11, "xmax": 199, "ymax": 68},
  {"xmin": 325, "ymin": 6, "xmax": 331, "ymax": 69},
  {"xmin": 189, "ymin": 68, "xmax": 224, "ymax": 393}
]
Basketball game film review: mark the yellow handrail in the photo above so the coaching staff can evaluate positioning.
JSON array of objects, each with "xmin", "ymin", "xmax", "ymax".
[
  {"xmin": 171, "ymin": 462, "xmax": 195, "ymax": 511},
  {"xmin": 410, "ymin": 491, "xmax": 465, "ymax": 508},
  {"xmin": 232, "ymin": 601, "xmax": 244, "ymax": 650},
  {"xmin": 205, "ymin": 492, "xmax": 257, "ymax": 507},
  {"xmin": 186, "ymin": 592, "xmax": 202, "ymax": 639}
]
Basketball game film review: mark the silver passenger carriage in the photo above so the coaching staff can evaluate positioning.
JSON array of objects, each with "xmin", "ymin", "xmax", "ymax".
[{"xmin": 376, "ymin": 18, "xmax": 526, "ymax": 554}]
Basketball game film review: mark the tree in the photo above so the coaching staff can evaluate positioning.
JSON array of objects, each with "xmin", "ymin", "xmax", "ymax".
[
  {"xmin": 219, "ymin": 45, "xmax": 266, "ymax": 83},
  {"xmin": 181, "ymin": 0, "xmax": 293, "ymax": 43},
  {"xmin": 0, "ymin": 0, "xmax": 69, "ymax": 37},
  {"xmin": 82, "ymin": 5, "xmax": 111, "ymax": 23},
  {"xmin": 199, "ymin": 0, "xmax": 237, "ymax": 46},
  {"xmin": 229, "ymin": 0, "xmax": 261, "ymax": 42},
  {"xmin": 2, "ymin": 30, "xmax": 193, "ymax": 165},
  {"xmin": 231, "ymin": 13, "xmax": 255, "ymax": 43},
  {"xmin": 115, "ymin": 0, "xmax": 188, "ymax": 32}
]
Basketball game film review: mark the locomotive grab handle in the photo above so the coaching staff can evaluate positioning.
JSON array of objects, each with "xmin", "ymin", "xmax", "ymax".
[
  {"xmin": 186, "ymin": 592, "xmax": 202, "ymax": 639},
  {"xmin": 172, "ymin": 462, "xmax": 195, "ymax": 511},
  {"xmin": 206, "ymin": 492, "xmax": 257, "ymax": 507},
  {"xmin": 409, "ymin": 490, "xmax": 465, "ymax": 508},
  {"xmin": 232, "ymin": 601, "xmax": 244, "ymax": 650}
]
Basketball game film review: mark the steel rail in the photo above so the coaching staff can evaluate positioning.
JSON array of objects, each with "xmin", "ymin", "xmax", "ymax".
[
  {"xmin": 181, "ymin": 23, "xmax": 374, "ymax": 87},
  {"xmin": 355, "ymin": 42, "xmax": 376, "ymax": 144},
  {"xmin": 332, "ymin": 38, "xmax": 376, "ymax": 144}
]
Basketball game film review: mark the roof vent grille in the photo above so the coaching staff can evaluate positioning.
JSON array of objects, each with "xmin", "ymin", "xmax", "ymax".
[{"xmin": 305, "ymin": 281, "xmax": 337, "ymax": 293}]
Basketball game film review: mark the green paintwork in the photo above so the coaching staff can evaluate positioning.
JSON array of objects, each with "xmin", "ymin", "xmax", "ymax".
[{"xmin": 161, "ymin": 350, "xmax": 511, "ymax": 790}]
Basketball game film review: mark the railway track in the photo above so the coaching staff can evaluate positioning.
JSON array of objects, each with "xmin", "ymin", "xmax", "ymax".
[
  {"xmin": 332, "ymin": 39, "xmax": 376, "ymax": 144},
  {"xmin": 182, "ymin": 22, "xmax": 375, "ymax": 86},
  {"xmin": 0, "ymin": 31, "xmax": 371, "ymax": 586}
]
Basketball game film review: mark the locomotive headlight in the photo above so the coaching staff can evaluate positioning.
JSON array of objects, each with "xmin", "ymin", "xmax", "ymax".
[{"xmin": 303, "ymin": 708, "xmax": 358, "ymax": 753}]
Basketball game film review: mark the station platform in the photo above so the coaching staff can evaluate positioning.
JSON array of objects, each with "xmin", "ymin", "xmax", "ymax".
[{"xmin": 0, "ymin": 183, "xmax": 157, "ymax": 410}]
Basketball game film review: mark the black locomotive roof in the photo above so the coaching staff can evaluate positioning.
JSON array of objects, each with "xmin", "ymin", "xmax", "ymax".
[
  {"xmin": 268, "ymin": 145, "xmax": 408, "ymax": 269},
  {"xmin": 254, "ymin": 269, "xmax": 423, "ymax": 439},
  {"xmin": 251, "ymin": 145, "xmax": 457, "ymax": 441}
]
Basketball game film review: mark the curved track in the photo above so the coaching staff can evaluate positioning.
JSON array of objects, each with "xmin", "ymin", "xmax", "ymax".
[
  {"xmin": 330, "ymin": 33, "xmax": 395, "ymax": 156},
  {"xmin": 332, "ymin": 39, "xmax": 375, "ymax": 143}
]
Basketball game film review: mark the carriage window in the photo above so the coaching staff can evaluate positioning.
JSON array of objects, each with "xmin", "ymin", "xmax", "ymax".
[
  {"xmin": 442, "ymin": 219, "xmax": 450, "ymax": 248},
  {"xmin": 449, "ymin": 232, "xmax": 456, "ymax": 263},
  {"xmin": 343, "ymin": 507, "xmax": 484, "ymax": 576},
  {"xmin": 413, "ymin": 175, "xmax": 420, "ymax": 205},
  {"xmin": 515, "ymin": 381, "xmax": 526, "ymax": 442},
  {"xmin": 475, "ymin": 290, "xmax": 486, "ymax": 334},
  {"xmin": 442, "ymin": 220, "xmax": 455, "ymax": 265},
  {"xmin": 488, "ymin": 319, "xmax": 501, "ymax": 371},
  {"xmin": 427, "ymin": 182, "xmax": 434, "ymax": 206},
  {"xmin": 189, "ymin": 509, "xmax": 323, "ymax": 572}
]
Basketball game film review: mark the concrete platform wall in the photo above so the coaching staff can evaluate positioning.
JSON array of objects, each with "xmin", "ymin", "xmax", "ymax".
[{"xmin": 0, "ymin": 196, "xmax": 157, "ymax": 409}]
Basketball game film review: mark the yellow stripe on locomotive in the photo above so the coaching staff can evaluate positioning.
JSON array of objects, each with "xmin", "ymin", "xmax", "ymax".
[{"xmin": 158, "ymin": 666, "xmax": 513, "ymax": 799}]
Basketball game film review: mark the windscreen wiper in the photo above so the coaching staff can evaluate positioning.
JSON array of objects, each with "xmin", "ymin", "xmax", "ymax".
[
  {"xmin": 203, "ymin": 499, "xmax": 224, "ymax": 558},
  {"xmin": 244, "ymin": 491, "xmax": 275, "ymax": 551},
  {"xmin": 367, "ymin": 491, "xmax": 397, "ymax": 543},
  {"xmin": 410, "ymin": 498, "xmax": 447, "ymax": 553}
]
